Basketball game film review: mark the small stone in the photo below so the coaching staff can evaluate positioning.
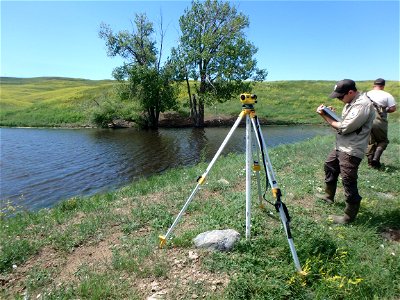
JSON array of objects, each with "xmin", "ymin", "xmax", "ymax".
[
  {"xmin": 213, "ymin": 279, "xmax": 223, "ymax": 285},
  {"xmin": 217, "ymin": 178, "xmax": 229, "ymax": 185},
  {"xmin": 188, "ymin": 251, "xmax": 199, "ymax": 260},
  {"xmin": 151, "ymin": 281, "xmax": 159, "ymax": 292},
  {"xmin": 147, "ymin": 289, "xmax": 168, "ymax": 300}
]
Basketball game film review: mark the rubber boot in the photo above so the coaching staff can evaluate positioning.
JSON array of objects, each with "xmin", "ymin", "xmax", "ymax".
[
  {"xmin": 371, "ymin": 147, "xmax": 384, "ymax": 169},
  {"xmin": 329, "ymin": 202, "xmax": 360, "ymax": 224},
  {"xmin": 367, "ymin": 155, "xmax": 374, "ymax": 167},
  {"xmin": 316, "ymin": 183, "xmax": 336, "ymax": 204}
]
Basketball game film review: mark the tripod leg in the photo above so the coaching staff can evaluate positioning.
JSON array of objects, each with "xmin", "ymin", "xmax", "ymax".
[
  {"xmin": 246, "ymin": 114, "xmax": 252, "ymax": 239},
  {"xmin": 250, "ymin": 117, "xmax": 278, "ymax": 188},
  {"xmin": 159, "ymin": 182, "xmax": 202, "ymax": 247},
  {"xmin": 276, "ymin": 200, "xmax": 302, "ymax": 273},
  {"xmin": 253, "ymin": 147, "xmax": 264, "ymax": 208},
  {"xmin": 250, "ymin": 115, "xmax": 303, "ymax": 274},
  {"xmin": 159, "ymin": 111, "xmax": 246, "ymax": 248}
]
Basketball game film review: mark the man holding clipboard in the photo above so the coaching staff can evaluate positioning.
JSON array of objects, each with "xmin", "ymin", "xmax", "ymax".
[{"xmin": 316, "ymin": 79, "xmax": 375, "ymax": 224}]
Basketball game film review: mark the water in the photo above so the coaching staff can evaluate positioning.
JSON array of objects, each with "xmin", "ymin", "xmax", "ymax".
[{"xmin": 0, "ymin": 125, "xmax": 330, "ymax": 211}]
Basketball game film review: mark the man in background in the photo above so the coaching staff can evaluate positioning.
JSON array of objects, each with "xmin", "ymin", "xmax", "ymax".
[
  {"xmin": 316, "ymin": 79, "xmax": 375, "ymax": 224},
  {"xmin": 365, "ymin": 78, "xmax": 397, "ymax": 168}
]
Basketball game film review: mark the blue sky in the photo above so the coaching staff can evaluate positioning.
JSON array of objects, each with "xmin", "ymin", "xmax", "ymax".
[{"xmin": 1, "ymin": 0, "xmax": 399, "ymax": 81}]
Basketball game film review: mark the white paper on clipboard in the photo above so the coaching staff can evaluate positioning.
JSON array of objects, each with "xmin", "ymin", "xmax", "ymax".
[{"xmin": 322, "ymin": 107, "xmax": 342, "ymax": 122}]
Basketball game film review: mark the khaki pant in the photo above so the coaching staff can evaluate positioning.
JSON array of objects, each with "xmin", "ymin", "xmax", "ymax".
[{"xmin": 324, "ymin": 150, "xmax": 362, "ymax": 204}]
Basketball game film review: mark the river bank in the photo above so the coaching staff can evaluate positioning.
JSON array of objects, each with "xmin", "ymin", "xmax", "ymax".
[{"xmin": 1, "ymin": 123, "xmax": 399, "ymax": 299}]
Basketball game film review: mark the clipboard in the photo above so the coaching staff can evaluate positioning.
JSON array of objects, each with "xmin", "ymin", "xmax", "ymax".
[{"xmin": 322, "ymin": 107, "xmax": 342, "ymax": 122}]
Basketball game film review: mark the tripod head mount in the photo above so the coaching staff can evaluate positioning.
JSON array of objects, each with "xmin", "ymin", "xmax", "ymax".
[{"xmin": 240, "ymin": 93, "xmax": 257, "ymax": 105}]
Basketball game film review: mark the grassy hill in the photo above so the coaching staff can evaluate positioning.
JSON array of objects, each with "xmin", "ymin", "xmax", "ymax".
[
  {"xmin": 0, "ymin": 77, "xmax": 115, "ymax": 127},
  {"xmin": 1, "ymin": 77, "xmax": 399, "ymax": 127}
]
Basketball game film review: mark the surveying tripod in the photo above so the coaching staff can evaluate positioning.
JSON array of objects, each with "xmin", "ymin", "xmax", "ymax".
[{"xmin": 159, "ymin": 94, "xmax": 303, "ymax": 273}]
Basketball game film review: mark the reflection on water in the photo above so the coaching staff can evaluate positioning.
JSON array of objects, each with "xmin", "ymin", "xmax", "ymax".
[{"xmin": 0, "ymin": 125, "xmax": 330, "ymax": 211}]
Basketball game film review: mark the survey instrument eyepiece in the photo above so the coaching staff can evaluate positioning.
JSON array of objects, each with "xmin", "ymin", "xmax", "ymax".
[{"xmin": 240, "ymin": 93, "xmax": 257, "ymax": 105}]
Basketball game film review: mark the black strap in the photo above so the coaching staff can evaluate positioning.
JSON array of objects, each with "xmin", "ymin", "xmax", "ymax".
[{"xmin": 365, "ymin": 92, "xmax": 384, "ymax": 118}]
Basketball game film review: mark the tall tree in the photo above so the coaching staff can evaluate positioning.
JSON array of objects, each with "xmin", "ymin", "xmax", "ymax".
[
  {"xmin": 171, "ymin": 0, "xmax": 267, "ymax": 127},
  {"xmin": 99, "ymin": 13, "xmax": 177, "ymax": 128}
]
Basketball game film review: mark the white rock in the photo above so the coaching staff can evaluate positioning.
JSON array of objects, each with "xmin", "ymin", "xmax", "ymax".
[{"xmin": 193, "ymin": 229, "xmax": 240, "ymax": 251}]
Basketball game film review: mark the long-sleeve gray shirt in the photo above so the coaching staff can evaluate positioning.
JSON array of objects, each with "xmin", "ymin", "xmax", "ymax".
[{"xmin": 335, "ymin": 93, "xmax": 375, "ymax": 159}]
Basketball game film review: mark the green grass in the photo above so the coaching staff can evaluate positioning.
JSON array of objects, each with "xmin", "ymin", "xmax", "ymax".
[
  {"xmin": 207, "ymin": 80, "xmax": 400, "ymax": 124},
  {"xmin": 1, "ymin": 122, "xmax": 399, "ymax": 299},
  {"xmin": 0, "ymin": 77, "xmax": 115, "ymax": 127},
  {"xmin": 1, "ymin": 77, "xmax": 399, "ymax": 127}
]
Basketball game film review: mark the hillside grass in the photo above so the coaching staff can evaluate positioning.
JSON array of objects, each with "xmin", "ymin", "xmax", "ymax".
[
  {"xmin": 1, "ymin": 77, "xmax": 399, "ymax": 127},
  {"xmin": 207, "ymin": 80, "xmax": 400, "ymax": 124},
  {"xmin": 1, "ymin": 122, "xmax": 399, "ymax": 299},
  {"xmin": 0, "ymin": 77, "xmax": 115, "ymax": 127}
]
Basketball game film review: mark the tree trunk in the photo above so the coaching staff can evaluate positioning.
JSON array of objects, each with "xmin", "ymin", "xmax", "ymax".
[
  {"xmin": 186, "ymin": 76, "xmax": 197, "ymax": 123},
  {"xmin": 185, "ymin": 76, "xmax": 193, "ymax": 118},
  {"xmin": 194, "ymin": 75, "xmax": 206, "ymax": 127},
  {"xmin": 196, "ymin": 100, "xmax": 204, "ymax": 127},
  {"xmin": 147, "ymin": 106, "xmax": 159, "ymax": 129},
  {"xmin": 185, "ymin": 75, "xmax": 206, "ymax": 127},
  {"xmin": 191, "ymin": 94, "xmax": 198, "ymax": 124}
]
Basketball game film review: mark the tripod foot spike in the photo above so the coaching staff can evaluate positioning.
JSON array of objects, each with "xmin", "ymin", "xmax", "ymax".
[
  {"xmin": 298, "ymin": 270, "xmax": 308, "ymax": 276},
  {"xmin": 159, "ymin": 235, "xmax": 167, "ymax": 248}
]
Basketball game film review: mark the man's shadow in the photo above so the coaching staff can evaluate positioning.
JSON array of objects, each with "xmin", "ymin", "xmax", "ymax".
[
  {"xmin": 376, "ymin": 163, "xmax": 400, "ymax": 173},
  {"xmin": 357, "ymin": 208, "xmax": 400, "ymax": 242}
]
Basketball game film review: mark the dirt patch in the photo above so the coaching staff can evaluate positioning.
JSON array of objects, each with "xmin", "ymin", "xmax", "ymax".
[
  {"xmin": 55, "ymin": 230, "xmax": 122, "ymax": 285},
  {"xmin": 135, "ymin": 248, "xmax": 230, "ymax": 299},
  {"xmin": 381, "ymin": 228, "xmax": 400, "ymax": 242},
  {"xmin": 58, "ymin": 211, "xmax": 86, "ymax": 232},
  {"xmin": 1, "ymin": 246, "xmax": 63, "ymax": 295},
  {"xmin": 2, "ymin": 228, "xmax": 123, "ymax": 296}
]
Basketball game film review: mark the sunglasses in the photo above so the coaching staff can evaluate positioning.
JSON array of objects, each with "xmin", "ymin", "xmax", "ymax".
[{"xmin": 337, "ymin": 92, "xmax": 348, "ymax": 100}]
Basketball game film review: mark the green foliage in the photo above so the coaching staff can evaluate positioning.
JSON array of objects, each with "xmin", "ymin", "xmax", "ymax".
[
  {"xmin": 25, "ymin": 266, "xmax": 54, "ymax": 291},
  {"xmin": 119, "ymin": 64, "xmax": 179, "ymax": 128},
  {"xmin": 112, "ymin": 234, "xmax": 169, "ymax": 279},
  {"xmin": 0, "ymin": 239, "xmax": 38, "ymax": 273},
  {"xmin": 171, "ymin": 0, "xmax": 267, "ymax": 126},
  {"xmin": 131, "ymin": 200, "xmax": 174, "ymax": 230},
  {"xmin": 175, "ymin": 0, "xmax": 266, "ymax": 84},
  {"xmin": 90, "ymin": 96, "xmax": 138, "ymax": 127},
  {"xmin": 44, "ymin": 271, "xmax": 138, "ymax": 299},
  {"xmin": 99, "ymin": 13, "xmax": 178, "ymax": 128},
  {"xmin": 99, "ymin": 13, "xmax": 157, "ymax": 70}
]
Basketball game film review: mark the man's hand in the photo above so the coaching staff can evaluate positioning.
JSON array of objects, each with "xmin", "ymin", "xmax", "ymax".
[
  {"xmin": 316, "ymin": 104, "xmax": 326, "ymax": 116},
  {"xmin": 316, "ymin": 104, "xmax": 340, "ymax": 129},
  {"xmin": 327, "ymin": 106, "xmax": 336, "ymax": 112}
]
